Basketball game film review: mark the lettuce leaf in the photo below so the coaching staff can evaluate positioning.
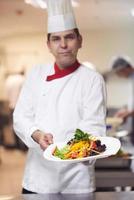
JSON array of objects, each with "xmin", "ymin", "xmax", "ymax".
[{"xmin": 54, "ymin": 145, "xmax": 70, "ymax": 160}]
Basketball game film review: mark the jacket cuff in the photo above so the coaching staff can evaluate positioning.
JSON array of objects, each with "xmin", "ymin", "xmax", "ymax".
[{"xmin": 26, "ymin": 126, "xmax": 40, "ymax": 148}]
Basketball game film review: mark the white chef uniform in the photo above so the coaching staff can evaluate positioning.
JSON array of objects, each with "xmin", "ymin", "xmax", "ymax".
[
  {"xmin": 13, "ymin": 0, "xmax": 106, "ymax": 194},
  {"xmin": 13, "ymin": 63, "xmax": 106, "ymax": 193}
]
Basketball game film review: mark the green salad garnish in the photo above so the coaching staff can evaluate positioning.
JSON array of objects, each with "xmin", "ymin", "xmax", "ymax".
[
  {"xmin": 54, "ymin": 145, "xmax": 70, "ymax": 159},
  {"xmin": 74, "ymin": 129, "xmax": 90, "ymax": 141}
]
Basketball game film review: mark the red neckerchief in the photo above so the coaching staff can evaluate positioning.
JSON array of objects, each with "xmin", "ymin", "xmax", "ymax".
[{"xmin": 46, "ymin": 60, "xmax": 80, "ymax": 81}]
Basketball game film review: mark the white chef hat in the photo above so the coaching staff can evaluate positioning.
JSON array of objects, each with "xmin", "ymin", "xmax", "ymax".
[
  {"xmin": 109, "ymin": 55, "xmax": 134, "ymax": 72},
  {"xmin": 46, "ymin": 0, "xmax": 77, "ymax": 33}
]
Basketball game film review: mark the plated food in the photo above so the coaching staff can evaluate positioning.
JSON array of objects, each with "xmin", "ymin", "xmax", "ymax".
[
  {"xmin": 43, "ymin": 129, "xmax": 121, "ymax": 163},
  {"xmin": 53, "ymin": 129, "xmax": 106, "ymax": 160}
]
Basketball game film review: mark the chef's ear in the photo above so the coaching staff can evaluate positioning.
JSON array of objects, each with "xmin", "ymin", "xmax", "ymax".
[
  {"xmin": 47, "ymin": 40, "xmax": 51, "ymax": 51},
  {"xmin": 46, "ymin": 33, "xmax": 52, "ymax": 52},
  {"xmin": 78, "ymin": 35, "xmax": 82, "ymax": 49}
]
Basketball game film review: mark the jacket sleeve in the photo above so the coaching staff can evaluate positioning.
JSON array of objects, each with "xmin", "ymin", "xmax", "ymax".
[
  {"xmin": 78, "ymin": 73, "xmax": 107, "ymax": 136},
  {"xmin": 13, "ymin": 67, "xmax": 40, "ymax": 148}
]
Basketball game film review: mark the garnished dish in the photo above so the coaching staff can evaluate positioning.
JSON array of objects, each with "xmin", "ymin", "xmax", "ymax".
[
  {"xmin": 53, "ymin": 129, "xmax": 106, "ymax": 160},
  {"xmin": 43, "ymin": 129, "xmax": 121, "ymax": 163}
]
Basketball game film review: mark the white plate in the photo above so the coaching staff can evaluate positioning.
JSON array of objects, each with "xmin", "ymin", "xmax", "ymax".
[{"xmin": 43, "ymin": 137, "xmax": 121, "ymax": 163}]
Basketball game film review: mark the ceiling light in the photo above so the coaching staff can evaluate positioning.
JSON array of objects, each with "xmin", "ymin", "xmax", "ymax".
[
  {"xmin": 24, "ymin": 0, "xmax": 79, "ymax": 9},
  {"xmin": 131, "ymin": 8, "xmax": 134, "ymax": 17},
  {"xmin": 72, "ymin": 0, "xmax": 79, "ymax": 7},
  {"xmin": 24, "ymin": 0, "xmax": 47, "ymax": 9}
]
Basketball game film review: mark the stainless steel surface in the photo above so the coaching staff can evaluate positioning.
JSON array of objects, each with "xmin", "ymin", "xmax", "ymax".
[
  {"xmin": 9, "ymin": 192, "xmax": 134, "ymax": 200},
  {"xmin": 95, "ymin": 170, "xmax": 134, "ymax": 187},
  {"xmin": 95, "ymin": 157, "xmax": 131, "ymax": 169}
]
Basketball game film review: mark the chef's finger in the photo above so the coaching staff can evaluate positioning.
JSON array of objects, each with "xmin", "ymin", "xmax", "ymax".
[
  {"xmin": 45, "ymin": 133, "xmax": 53, "ymax": 144},
  {"xmin": 40, "ymin": 137, "xmax": 52, "ymax": 150},
  {"xmin": 40, "ymin": 142, "xmax": 49, "ymax": 150}
]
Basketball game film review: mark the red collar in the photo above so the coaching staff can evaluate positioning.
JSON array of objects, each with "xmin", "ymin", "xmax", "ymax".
[{"xmin": 46, "ymin": 60, "xmax": 80, "ymax": 81}]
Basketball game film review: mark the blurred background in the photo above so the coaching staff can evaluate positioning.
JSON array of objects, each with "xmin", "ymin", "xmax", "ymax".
[{"xmin": 0, "ymin": 0, "xmax": 134, "ymax": 197}]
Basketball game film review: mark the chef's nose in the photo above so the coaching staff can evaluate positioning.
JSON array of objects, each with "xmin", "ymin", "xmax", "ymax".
[{"xmin": 60, "ymin": 38, "xmax": 67, "ymax": 48}]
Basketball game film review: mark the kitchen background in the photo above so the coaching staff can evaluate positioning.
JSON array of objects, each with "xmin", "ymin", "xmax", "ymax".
[{"xmin": 0, "ymin": 0, "xmax": 134, "ymax": 196}]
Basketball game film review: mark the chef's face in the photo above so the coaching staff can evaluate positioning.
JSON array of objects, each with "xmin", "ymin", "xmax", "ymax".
[
  {"xmin": 47, "ymin": 29, "xmax": 82, "ymax": 69},
  {"xmin": 116, "ymin": 67, "xmax": 133, "ymax": 78}
]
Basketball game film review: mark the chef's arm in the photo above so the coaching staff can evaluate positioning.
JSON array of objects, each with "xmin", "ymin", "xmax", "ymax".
[
  {"xmin": 13, "ymin": 67, "xmax": 42, "ymax": 148},
  {"xmin": 78, "ymin": 73, "xmax": 107, "ymax": 136},
  {"xmin": 129, "ymin": 110, "xmax": 134, "ymax": 117},
  {"xmin": 114, "ymin": 108, "xmax": 134, "ymax": 119}
]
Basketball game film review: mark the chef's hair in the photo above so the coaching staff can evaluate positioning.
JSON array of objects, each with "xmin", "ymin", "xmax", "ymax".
[
  {"xmin": 47, "ymin": 28, "xmax": 81, "ymax": 41},
  {"xmin": 112, "ymin": 57, "xmax": 133, "ymax": 72}
]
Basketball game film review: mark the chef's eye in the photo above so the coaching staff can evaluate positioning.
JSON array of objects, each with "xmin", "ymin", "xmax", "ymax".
[
  {"xmin": 51, "ymin": 37, "xmax": 60, "ymax": 42},
  {"xmin": 65, "ymin": 34, "xmax": 76, "ymax": 40}
]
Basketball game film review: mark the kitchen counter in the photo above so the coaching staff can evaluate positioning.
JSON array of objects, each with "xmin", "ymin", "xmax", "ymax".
[
  {"xmin": 95, "ymin": 168, "xmax": 134, "ymax": 188},
  {"xmin": 8, "ymin": 192, "xmax": 134, "ymax": 200}
]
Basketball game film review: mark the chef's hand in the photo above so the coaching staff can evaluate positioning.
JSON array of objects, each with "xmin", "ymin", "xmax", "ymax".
[
  {"xmin": 114, "ymin": 109, "xmax": 131, "ymax": 122},
  {"xmin": 32, "ymin": 130, "xmax": 53, "ymax": 150}
]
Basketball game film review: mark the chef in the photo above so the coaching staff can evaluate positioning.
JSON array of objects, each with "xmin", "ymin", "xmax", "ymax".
[
  {"xmin": 111, "ymin": 56, "xmax": 134, "ymax": 145},
  {"xmin": 13, "ymin": 0, "xmax": 106, "ymax": 194}
]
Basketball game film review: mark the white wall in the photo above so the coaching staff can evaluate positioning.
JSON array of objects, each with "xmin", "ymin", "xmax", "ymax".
[{"xmin": 106, "ymin": 75, "xmax": 133, "ymax": 108}]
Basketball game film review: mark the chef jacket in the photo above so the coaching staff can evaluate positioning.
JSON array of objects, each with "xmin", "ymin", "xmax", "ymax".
[{"xmin": 13, "ymin": 63, "xmax": 106, "ymax": 193}]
